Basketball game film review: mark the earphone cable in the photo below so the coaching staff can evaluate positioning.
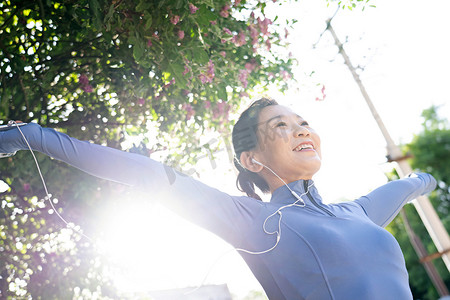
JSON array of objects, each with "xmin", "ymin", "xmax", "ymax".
[{"xmin": 11, "ymin": 121, "xmax": 92, "ymax": 242}]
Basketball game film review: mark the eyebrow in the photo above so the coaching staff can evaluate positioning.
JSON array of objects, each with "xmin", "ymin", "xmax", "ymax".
[{"xmin": 264, "ymin": 114, "xmax": 303, "ymax": 125}]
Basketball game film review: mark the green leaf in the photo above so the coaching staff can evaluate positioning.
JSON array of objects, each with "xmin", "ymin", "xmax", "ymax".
[
  {"xmin": 136, "ymin": 0, "xmax": 152, "ymax": 12},
  {"xmin": 192, "ymin": 48, "xmax": 209, "ymax": 64},
  {"xmin": 168, "ymin": 62, "xmax": 187, "ymax": 86},
  {"xmin": 144, "ymin": 14, "xmax": 153, "ymax": 29},
  {"xmin": 218, "ymin": 85, "xmax": 227, "ymax": 101},
  {"xmin": 89, "ymin": 0, "xmax": 102, "ymax": 28},
  {"xmin": 175, "ymin": 0, "xmax": 184, "ymax": 9},
  {"xmin": 133, "ymin": 44, "xmax": 144, "ymax": 61},
  {"xmin": 197, "ymin": 6, "xmax": 216, "ymax": 27},
  {"xmin": 104, "ymin": 4, "xmax": 115, "ymax": 30}
]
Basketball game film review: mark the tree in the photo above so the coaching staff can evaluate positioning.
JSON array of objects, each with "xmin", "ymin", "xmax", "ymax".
[
  {"xmin": 386, "ymin": 106, "xmax": 450, "ymax": 300},
  {"xmin": 0, "ymin": 0, "xmax": 371, "ymax": 298}
]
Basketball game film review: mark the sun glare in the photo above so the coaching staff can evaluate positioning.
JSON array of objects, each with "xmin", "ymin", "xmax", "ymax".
[{"xmin": 94, "ymin": 194, "xmax": 255, "ymax": 295}]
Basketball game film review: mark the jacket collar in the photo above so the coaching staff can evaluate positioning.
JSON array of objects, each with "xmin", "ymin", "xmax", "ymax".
[{"xmin": 270, "ymin": 179, "xmax": 321, "ymax": 205}]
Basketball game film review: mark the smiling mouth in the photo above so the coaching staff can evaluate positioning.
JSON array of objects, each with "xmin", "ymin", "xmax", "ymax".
[{"xmin": 293, "ymin": 143, "xmax": 314, "ymax": 152}]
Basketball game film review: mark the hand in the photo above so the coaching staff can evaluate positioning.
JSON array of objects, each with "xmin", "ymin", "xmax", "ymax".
[{"xmin": 8, "ymin": 120, "xmax": 24, "ymax": 125}]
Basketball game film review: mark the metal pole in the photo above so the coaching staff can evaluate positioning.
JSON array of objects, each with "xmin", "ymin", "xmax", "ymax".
[
  {"xmin": 326, "ymin": 20, "xmax": 450, "ymax": 272},
  {"xmin": 400, "ymin": 209, "xmax": 449, "ymax": 296}
]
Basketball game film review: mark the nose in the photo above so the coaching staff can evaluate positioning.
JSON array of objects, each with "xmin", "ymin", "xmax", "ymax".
[{"xmin": 293, "ymin": 124, "xmax": 310, "ymax": 137}]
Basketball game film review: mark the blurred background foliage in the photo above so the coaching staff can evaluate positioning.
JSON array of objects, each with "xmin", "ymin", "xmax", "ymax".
[
  {"xmin": 386, "ymin": 106, "xmax": 450, "ymax": 300},
  {"xmin": 0, "ymin": 0, "xmax": 374, "ymax": 298}
]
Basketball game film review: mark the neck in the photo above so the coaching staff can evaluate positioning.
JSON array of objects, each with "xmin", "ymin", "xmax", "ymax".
[{"xmin": 267, "ymin": 175, "xmax": 313, "ymax": 194}]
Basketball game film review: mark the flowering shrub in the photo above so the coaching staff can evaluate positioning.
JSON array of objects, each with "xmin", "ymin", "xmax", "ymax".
[{"xmin": 1, "ymin": 0, "xmax": 299, "ymax": 159}]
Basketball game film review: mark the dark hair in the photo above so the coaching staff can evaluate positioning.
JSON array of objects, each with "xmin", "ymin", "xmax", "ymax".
[{"xmin": 232, "ymin": 98, "xmax": 278, "ymax": 200}]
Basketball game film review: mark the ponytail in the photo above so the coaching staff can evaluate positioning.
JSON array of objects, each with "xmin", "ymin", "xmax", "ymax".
[
  {"xmin": 236, "ymin": 170, "xmax": 261, "ymax": 200},
  {"xmin": 234, "ymin": 157, "xmax": 270, "ymax": 200}
]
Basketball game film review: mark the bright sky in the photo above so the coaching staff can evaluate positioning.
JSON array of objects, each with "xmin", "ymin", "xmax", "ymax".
[
  {"xmin": 3, "ymin": 0, "xmax": 449, "ymax": 299},
  {"xmin": 96, "ymin": 1, "xmax": 450, "ymax": 298}
]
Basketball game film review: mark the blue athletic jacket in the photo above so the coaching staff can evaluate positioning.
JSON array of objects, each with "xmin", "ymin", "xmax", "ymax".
[{"xmin": 0, "ymin": 123, "xmax": 437, "ymax": 300}]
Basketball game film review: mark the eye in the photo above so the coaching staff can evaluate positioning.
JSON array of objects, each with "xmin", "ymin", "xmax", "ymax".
[
  {"xmin": 275, "ymin": 121, "xmax": 287, "ymax": 127},
  {"xmin": 300, "ymin": 121, "xmax": 309, "ymax": 126}
]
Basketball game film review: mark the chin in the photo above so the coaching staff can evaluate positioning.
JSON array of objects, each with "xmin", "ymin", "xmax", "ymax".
[
  {"xmin": 292, "ymin": 161, "xmax": 321, "ymax": 180},
  {"xmin": 308, "ymin": 160, "xmax": 322, "ymax": 177}
]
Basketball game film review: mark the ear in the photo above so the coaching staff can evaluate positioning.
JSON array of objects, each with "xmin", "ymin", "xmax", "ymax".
[{"xmin": 240, "ymin": 151, "xmax": 264, "ymax": 173}]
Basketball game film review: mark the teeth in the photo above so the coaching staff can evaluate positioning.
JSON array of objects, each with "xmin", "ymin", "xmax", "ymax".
[{"xmin": 294, "ymin": 144, "xmax": 313, "ymax": 151}]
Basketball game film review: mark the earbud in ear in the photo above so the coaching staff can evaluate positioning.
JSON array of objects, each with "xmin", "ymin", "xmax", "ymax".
[{"xmin": 252, "ymin": 158, "xmax": 263, "ymax": 166}]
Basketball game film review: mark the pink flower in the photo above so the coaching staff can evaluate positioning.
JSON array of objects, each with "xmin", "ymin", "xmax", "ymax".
[
  {"xmin": 205, "ymin": 100, "xmax": 211, "ymax": 109},
  {"xmin": 23, "ymin": 183, "xmax": 30, "ymax": 192},
  {"xmin": 220, "ymin": 4, "xmax": 230, "ymax": 18},
  {"xmin": 163, "ymin": 78, "xmax": 176, "ymax": 89},
  {"xmin": 265, "ymin": 39, "xmax": 271, "ymax": 51},
  {"xmin": 280, "ymin": 70, "xmax": 291, "ymax": 80},
  {"xmin": 248, "ymin": 25, "xmax": 258, "ymax": 39},
  {"xmin": 170, "ymin": 15, "xmax": 180, "ymax": 25},
  {"xmin": 182, "ymin": 103, "xmax": 195, "ymax": 120},
  {"xmin": 147, "ymin": 39, "xmax": 153, "ymax": 47},
  {"xmin": 238, "ymin": 69, "xmax": 249, "ymax": 88},
  {"xmin": 177, "ymin": 30, "xmax": 185, "ymax": 39},
  {"xmin": 189, "ymin": 3, "xmax": 199, "ymax": 14},
  {"xmin": 138, "ymin": 98, "xmax": 145, "ymax": 106},
  {"xmin": 257, "ymin": 17, "xmax": 272, "ymax": 36},
  {"xmin": 210, "ymin": 20, "xmax": 217, "ymax": 25},
  {"xmin": 183, "ymin": 64, "xmax": 190, "ymax": 75},
  {"xmin": 82, "ymin": 85, "xmax": 93, "ymax": 93},
  {"xmin": 248, "ymin": 25, "xmax": 258, "ymax": 45},
  {"xmin": 217, "ymin": 101, "xmax": 226, "ymax": 114},
  {"xmin": 235, "ymin": 31, "xmax": 246, "ymax": 46},
  {"xmin": 79, "ymin": 74, "xmax": 89, "ymax": 85},
  {"xmin": 79, "ymin": 74, "xmax": 93, "ymax": 93},
  {"xmin": 207, "ymin": 60, "xmax": 215, "ymax": 79},
  {"xmin": 198, "ymin": 60, "xmax": 215, "ymax": 84},
  {"xmin": 223, "ymin": 27, "xmax": 232, "ymax": 35},
  {"xmin": 234, "ymin": 0, "xmax": 241, "ymax": 6},
  {"xmin": 199, "ymin": 74, "xmax": 208, "ymax": 84},
  {"xmin": 245, "ymin": 62, "xmax": 256, "ymax": 72},
  {"xmin": 212, "ymin": 101, "xmax": 230, "ymax": 123},
  {"xmin": 219, "ymin": 51, "xmax": 226, "ymax": 58},
  {"xmin": 315, "ymin": 85, "xmax": 326, "ymax": 101}
]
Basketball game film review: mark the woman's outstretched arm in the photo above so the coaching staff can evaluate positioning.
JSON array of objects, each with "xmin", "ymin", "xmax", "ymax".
[
  {"xmin": 1, "ymin": 123, "xmax": 167, "ymax": 187},
  {"xmin": 353, "ymin": 173, "xmax": 436, "ymax": 227},
  {"xmin": 0, "ymin": 123, "xmax": 262, "ymax": 245}
]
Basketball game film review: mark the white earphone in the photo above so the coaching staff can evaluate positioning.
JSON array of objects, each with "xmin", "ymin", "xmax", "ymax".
[
  {"xmin": 231, "ymin": 157, "xmax": 313, "ymax": 255},
  {"xmin": 251, "ymin": 158, "xmax": 305, "ymax": 204},
  {"xmin": 251, "ymin": 158, "xmax": 263, "ymax": 166}
]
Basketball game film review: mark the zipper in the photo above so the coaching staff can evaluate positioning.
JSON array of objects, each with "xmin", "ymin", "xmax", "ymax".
[{"xmin": 304, "ymin": 180, "xmax": 336, "ymax": 217}]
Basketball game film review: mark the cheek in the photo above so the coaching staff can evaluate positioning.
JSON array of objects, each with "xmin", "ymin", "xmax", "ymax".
[{"xmin": 313, "ymin": 133, "xmax": 322, "ymax": 158}]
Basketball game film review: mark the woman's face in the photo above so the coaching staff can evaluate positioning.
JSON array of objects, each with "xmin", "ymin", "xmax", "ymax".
[{"xmin": 253, "ymin": 105, "xmax": 321, "ymax": 187}]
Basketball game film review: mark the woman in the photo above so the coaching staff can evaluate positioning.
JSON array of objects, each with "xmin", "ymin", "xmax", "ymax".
[{"xmin": 0, "ymin": 98, "xmax": 436, "ymax": 299}]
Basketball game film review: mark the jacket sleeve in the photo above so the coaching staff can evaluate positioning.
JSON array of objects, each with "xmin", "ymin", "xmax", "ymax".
[
  {"xmin": 0, "ymin": 123, "xmax": 262, "ymax": 245},
  {"xmin": 354, "ymin": 173, "xmax": 437, "ymax": 227}
]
